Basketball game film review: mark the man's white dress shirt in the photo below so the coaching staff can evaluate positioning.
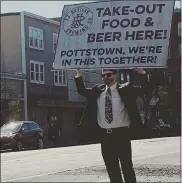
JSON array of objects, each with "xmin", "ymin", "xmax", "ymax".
[{"xmin": 97, "ymin": 83, "xmax": 130, "ymax": 129}]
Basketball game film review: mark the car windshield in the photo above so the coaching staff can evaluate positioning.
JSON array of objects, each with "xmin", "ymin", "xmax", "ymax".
[{"xmin": 0, "ymin": 122, "xmax": 22, "ymax": 133}]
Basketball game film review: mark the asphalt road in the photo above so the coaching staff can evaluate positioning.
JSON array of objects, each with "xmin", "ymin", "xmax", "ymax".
[{"xmin": 1, "ymin": 137, "xmax": 180, "ymax": 182}]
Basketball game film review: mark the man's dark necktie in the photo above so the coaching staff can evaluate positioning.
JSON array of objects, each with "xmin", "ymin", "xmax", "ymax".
[{"xmin": 105, "ymin": 88, "xmax": 113, "ymax": 124}]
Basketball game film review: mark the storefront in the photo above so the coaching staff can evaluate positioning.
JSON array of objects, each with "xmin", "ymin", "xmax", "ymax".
[{"xmin": 27, "ymin": 95, "xmax": 85, "ymax": 146}]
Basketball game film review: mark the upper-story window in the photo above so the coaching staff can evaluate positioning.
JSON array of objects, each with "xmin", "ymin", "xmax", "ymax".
[
  {"xmin": 178, "ymin": 22, "xmax": 181, "ymax": 36},
  {"xmin": 53, "ymin": 33, "xmax": 58, "ymax": 53},
  {"xmin": 30, "ymin": 60, "xmax": 44, "ymax": 84},
  {"xmin": 29, "ymin": 27, "xmax": 44, "ymax": 50},
  {"xmin": 54, "ymin": 70, "xmax": 66, "ymax": 86}
]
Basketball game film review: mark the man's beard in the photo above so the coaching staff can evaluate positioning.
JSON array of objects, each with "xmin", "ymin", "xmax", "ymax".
[{"xmin": 104, "ymin": 78, "xmax": 114, "ymax": 85}]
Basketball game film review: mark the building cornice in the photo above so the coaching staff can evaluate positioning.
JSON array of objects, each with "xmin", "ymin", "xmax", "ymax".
[
  {"xmin": 1, "ymin": 12, "xmax": 20, "ymax": 17},
  {"xmin": 1, "ymin": 11, "xmax": 60, "ymax": 25},
  {"xmin": 23, "ymin": 11, "xmax": 60, "ymax": 25}
]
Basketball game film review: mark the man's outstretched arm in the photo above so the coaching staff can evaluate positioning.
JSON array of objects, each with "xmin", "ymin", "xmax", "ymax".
[{"xmin": 75, "ymin": 69, "xmax": 92, "ymax": 100}]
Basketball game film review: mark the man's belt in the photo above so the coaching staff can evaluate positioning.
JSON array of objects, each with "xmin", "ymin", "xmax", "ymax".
[{"xmin": 103, "ymin": 127, "xmax": 129, "ymax": 134}]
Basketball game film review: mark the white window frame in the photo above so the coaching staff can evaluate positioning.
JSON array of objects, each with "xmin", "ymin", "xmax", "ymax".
[
  {"xmin": 178, "ymin": 22, "xmax": 181, "ymax": 36},
  {"xmin": 29, "ymin": 26, "xmax": 44, "ymax": 50},
  {"xmin": 30, "ymin": 60, "xmax": 44, "ymax": 84},
  {"xmin": 54, "ymin": 70, "xmax": 67, "ymax": 86},
  {"xmin": 53, "ymin": 33, "xmax": 58, "ymax": 53}
]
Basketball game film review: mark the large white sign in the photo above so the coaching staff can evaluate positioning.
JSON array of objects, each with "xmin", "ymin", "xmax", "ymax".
[{"xmin": 53, "ymin": 0, "xmax": 174, "ymax": 70}]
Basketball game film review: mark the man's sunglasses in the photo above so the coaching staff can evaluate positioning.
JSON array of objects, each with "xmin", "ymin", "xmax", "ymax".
[{"xmin": 101, "ymin": 73, "xmax": 113, "ymax": 78}]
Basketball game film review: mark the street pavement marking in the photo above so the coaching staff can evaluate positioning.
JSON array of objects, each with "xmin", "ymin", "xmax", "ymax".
[{"xmin": 2, "ymin": 150, "xmax": 180, "ymax": 182}]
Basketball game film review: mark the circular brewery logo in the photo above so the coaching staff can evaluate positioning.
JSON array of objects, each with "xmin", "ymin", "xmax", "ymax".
[{"xmin": 63, "ymin": 6, "xmax": 93, "ymax": 36}]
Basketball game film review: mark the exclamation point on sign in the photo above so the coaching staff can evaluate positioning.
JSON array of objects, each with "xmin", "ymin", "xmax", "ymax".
[
  {"xmin": 163, "ymin": 30, "xmax": 167, "ymax": 39},
  {"xmin": 154, "ymin": 56, "xmax": 157, "ymax": 63}
]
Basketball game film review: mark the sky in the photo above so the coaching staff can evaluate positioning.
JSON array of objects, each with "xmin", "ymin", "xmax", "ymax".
[
  {"xmin": 1, "ymin": 1, "xmax": 181, "ymax": 18},
  {"xmin": 1, "ymin": 1, "xmax": 92, "ymax": 18}
]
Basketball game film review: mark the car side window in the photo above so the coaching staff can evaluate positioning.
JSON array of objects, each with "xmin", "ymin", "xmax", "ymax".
[
  {"xmin": 33, "ymin": 123, "xmax": 39, "ymax": 129},
  {"xmin": 27, "ymin": 123, "xmax": 36, "ymax": 131},
  {"xmin": 21, "ymin": 124, "xmax": 29, "ymax": 131}
]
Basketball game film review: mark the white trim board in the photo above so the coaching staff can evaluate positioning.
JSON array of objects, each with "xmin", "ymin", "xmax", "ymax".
[{"xmin": 20, "ymin": 12, "xmax": 28, "ymax": 120}]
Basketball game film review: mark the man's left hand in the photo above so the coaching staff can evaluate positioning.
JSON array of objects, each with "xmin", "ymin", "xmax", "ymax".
[{"xmin": 133, "ymin": 68, "xmax": 146, "ymax": 74}]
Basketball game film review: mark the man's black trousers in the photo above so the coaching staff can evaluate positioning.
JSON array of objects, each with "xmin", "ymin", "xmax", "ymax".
[{"xmin": 101, "ymin": 127, "xmax": 137, "ymax": 183}]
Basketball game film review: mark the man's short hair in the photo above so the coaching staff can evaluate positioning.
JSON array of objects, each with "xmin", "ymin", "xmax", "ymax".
[{"xmin": 102, "ymin": 69, "xmax": 117, "ymax": 74}]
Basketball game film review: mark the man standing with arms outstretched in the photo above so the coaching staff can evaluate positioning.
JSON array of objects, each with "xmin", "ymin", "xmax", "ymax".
[{"xmin": 75, "ymin": 68, "xmax": 148, "ymax": 183}]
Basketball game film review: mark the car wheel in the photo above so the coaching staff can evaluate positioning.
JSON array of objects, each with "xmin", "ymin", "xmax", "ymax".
[
  {"xmin": 12, "ymin": 141, "xmax": 23, "ymax": 151},
  {"xmin": 36, "ymin": 138, "xmax": 43, "ymax": 149}
]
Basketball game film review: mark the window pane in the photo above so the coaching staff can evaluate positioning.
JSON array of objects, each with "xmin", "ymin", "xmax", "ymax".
[
  {"xmin": 30, "ymin": 63, "xmax": 34, "ymax": 71},
  {"xmin": 54, "ymin": 74, "xmax": 58, "ymax": 83},
  {"xmin": 31, "ymin": 72, "xmax": 34, "ymax": 80},
  {"xmin": 36, "ymin": 73, "xmax": 39, "ymax": 81},
  {"xmin": 58, "ymin": 71, "xmax": 62, "ymax": 77},
  {"xmin": 55, "ymin": 76, "xmax": 58, "ymax": 83},
  {"xmin": 59, "ymin": 75, "xmax": 62, "ymax": 83},
  {"xmin": 29, "ymin": 28, "xmax": 33, "ymax": 37},
  {"xmin": 55, "ymin": 71, "xmax": 58, "ymax": 76},
  {"xmin": 35, "ymin": 39, "xmax": 38, "ymax": 48},
  {"xmin": 63, "ymin": 74, "xmax": 65, "ymax": 84},
  {"xmin": 35, "ymin": 64, "xmax": 39, "ymax": 72},
  {"xmin": 34, "ymin": 29, "xmax": 38, "ymax": 38},
  {"xmin": 40, "ymin": 65, "xmax": 43, "ymax": 72},
  {"xmin": 39, "ymin": 40, "xmax": 43, "ymax": 48},
  {"xmin": 38, "ymin": 30, "xmax": 43, "ymax": 39},
  {"xmin": 40, "ymin": 73, "xmax": 43, "ymax": 82},
  {"xmin": 40, "ymin": 30, "xmax": 43, "ymax": 40},
  {"xmin": 34, "ymin": 29, "xmax": 38, "ymax": 47},
  {"xmin": 29, "ymin": 37, "xmax": 34, "ymax": 47}
]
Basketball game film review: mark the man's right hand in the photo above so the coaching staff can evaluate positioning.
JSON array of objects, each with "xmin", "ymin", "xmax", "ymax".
[{"xmin": 75, "ymin": 69, "xmax": 82, "ymax": 78}]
